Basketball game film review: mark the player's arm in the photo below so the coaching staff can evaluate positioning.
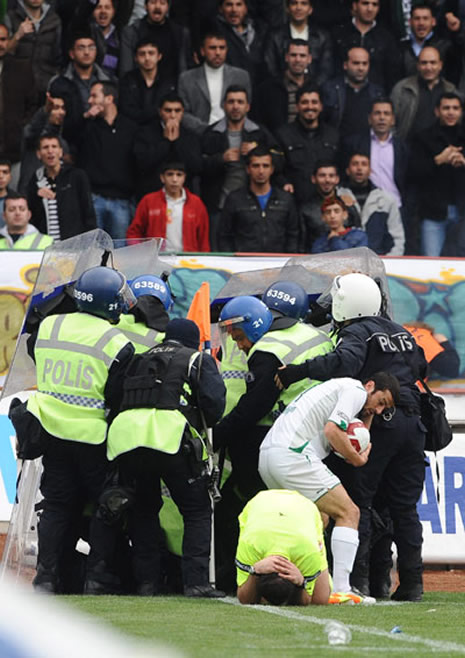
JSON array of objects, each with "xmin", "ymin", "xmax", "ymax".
[
  {"xmin": 309, "ymin": 569, "xmax": 331, "ymax": 605},
  {"xmin": 324, "ymin": 421, "xmax": 371, "ymax": 467}
]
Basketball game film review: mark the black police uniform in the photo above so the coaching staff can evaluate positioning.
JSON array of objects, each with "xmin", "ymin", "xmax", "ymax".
[
  {"xmin": 88, "ymin": 340, "xmax": 226, "ymax": 596},
  {"xmin": 286, "ymin": 315, "xmax": 428, "ymax": 599},
  {"xmin": 214, "ymin": 316, "xmax": 299, "ymax": 592},
  {"xmin": 26, "ymin": 321, "xmax": 134, "ymax": 594}
]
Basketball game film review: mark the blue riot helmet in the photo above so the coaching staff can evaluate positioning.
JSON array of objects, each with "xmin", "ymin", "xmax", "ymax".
[
  {"xmin": 218, "ymin": 295, "xmax": 272, "ymax": 343},
  {"xmin": 263, "ymin": 280, "xmax": 309, "ymax": 319},
  {"xmin": 74, "ymin": 266, "xmax": 136, "ymax": 323},
  {"xmin": 130, "ymin": 274, "xmax": 173, "ymax": 311}
]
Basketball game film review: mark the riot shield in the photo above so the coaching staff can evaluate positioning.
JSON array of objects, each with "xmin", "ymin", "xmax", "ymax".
[
  {"xmin": 212, "ymin": 247, "xmax": 390, "ymax": 306},
  {"xmin": 1, "ymin": 230, "xmax": 164, "ymax": 399},
  {"xmin": 282, "ymin": 247, "xmax": 393, "ymax": 318},
  {"xmin": 210, "ymin": 247, "xmax": 391, "ymax": 345},
  {"xmin": 0, "ymin": 457, "xmax": 42, "ymax": 584}
]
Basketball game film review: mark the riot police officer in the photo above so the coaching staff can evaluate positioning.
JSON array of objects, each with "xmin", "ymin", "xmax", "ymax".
[
  {"xmin": 116, "ymin": 274, "xmax": 172, "ymax": 353},
  {"xmin": 214, "ymin": 282, "xmax": 333, "ymax": 591},
  {"xmin": 27, "ymin": 266, "xmax": 136, "ymax": 593},
  {"xmin": 276, "ymin": 273, "xmax": 428, "ymax": 602},
  {"xmin": 93, "ymin": 318, "xmax": 226, "ymax": 598}
]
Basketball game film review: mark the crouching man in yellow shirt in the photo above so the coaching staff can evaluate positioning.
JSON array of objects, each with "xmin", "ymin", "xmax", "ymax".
[{"xmin": 235, "ymin": 489, "xmax": 331, "ymax": 605}]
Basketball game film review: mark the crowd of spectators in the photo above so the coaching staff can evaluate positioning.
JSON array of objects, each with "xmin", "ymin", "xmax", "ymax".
[{"xmin": 2, "ymin": 0, "xmax": 465, "ymax": 256}]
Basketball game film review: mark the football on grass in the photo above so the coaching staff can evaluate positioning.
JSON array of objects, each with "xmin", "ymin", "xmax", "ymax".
[{"xmin": 334, "ymin": 419, "xmax": 370, "ymax": 458}]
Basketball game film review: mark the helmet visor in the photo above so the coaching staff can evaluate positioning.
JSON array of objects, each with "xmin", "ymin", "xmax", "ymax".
[
  {"xmin": 118, "ymin": 278, "xmax": 137, "ymax": 314},
  {"xmin": 218, "ymin": 314, "xmax": 247, "ymax": 336}
]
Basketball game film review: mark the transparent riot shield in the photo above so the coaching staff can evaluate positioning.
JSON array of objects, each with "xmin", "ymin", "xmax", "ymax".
[
  {"xmin": 1, "ymin": 231, "xmax": 164, "ymax": 400},
  {"xmin": 282, "ymin": 247, "xmax": 393, "ymax": 318},
  {"xmin": 1, "ymin": 457, "xmax": 43, "ymax": 584},
  {"xmin": 0, "ymin": 232, "xmax": 168, "ymax": 585},
  {"xmin": 210, "ymin": 247, "xmax": 391, "ymax": 346}
]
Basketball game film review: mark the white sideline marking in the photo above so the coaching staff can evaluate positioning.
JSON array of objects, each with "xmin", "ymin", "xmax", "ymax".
[{"xmin": 220, "ymin": 597, "xmax": 465, "ymax": 654}]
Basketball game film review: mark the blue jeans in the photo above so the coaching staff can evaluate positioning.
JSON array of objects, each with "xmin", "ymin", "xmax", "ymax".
[
  {"xmin": 421, "ymin": 205, "xmax": 461, "ymax": 257},
  {"xmin": 92, "ymin": 194, "xmax": 134, "ymax": 241}
]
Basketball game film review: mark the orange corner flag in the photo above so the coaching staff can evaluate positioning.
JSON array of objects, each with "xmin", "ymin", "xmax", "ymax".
[{"xmin": 187, "ymin": 281, "xmax": 211, "ymax": 347}]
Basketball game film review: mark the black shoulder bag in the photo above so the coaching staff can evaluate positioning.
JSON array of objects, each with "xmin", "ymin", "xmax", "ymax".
[{"xmin": 418, "ymin": 378, "xmax": 453, "ymax": 453}]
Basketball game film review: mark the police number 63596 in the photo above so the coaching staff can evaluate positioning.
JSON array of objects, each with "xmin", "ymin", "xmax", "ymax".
[{"xmin": 74, "ymin": 290, "xmax": 94, "ymax": 302}]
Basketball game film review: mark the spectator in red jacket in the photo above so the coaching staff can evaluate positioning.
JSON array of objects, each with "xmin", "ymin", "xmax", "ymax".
[{"xmin": 127, "ymin": 160, "xmax": 210, "ymax": 252}]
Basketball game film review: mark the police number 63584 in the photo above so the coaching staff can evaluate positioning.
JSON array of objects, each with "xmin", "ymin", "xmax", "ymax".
[{"xmin": 133, "ymin": 281, "xmax": 164, "ymax": 292}]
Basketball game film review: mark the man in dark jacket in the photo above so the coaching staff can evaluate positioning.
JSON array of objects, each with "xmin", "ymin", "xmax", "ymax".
[
  {"xmin": 254, "ymin": 38, "xmax": 313, "ymax": 135},
  {"xmin": 331, "ymin": 0, "xmax": 401, "ymax": 92},
  {"xmin": 119, "ymin": 38, "xmax": 174, "ymax": 126},
  {"xmin": 410, "ymin": 91, "xmax": 465, "ymax": 256},
  {"xmin": 299, "ymin": 160, "xmax": 361, "ymax": 251},
  {"xmin": 277, "ymin": 84, "xmax": 338, "ymax": 204},
  {"xmin": 400, "ymin": 3, "xmax": 457, "ymax": 82},
  {"xmin": 134, "ymin": 92, "xmax": 202, "ymax": 200},
  {"xmin": 27, "ymin": 133, "xmax": 96, "ymax": 240},
  {"xmin": 5, "ymin": 0, "xmax": 61, "ymax": 99},
  {"xmin": 321, "ymin": 47, "xmax": 384, "ymax": 138},
  {"xmin": 201, "ymin": 84, "xmax": 279, "ymax": 249},
  {"xmin": 263, "ymin": 0, "xmax": 333, "ymax": 85},
  {"xmin": 215, "ymin": 0, "xmax": 267, "ymax": 86},
  {"xmin": 219, "ymin": 146, "xmax": 298, "ymax": 253},
  {"xmin": 48, "ymin": 32, "xmax": 110, "ymax": 147},
  {"xmin": 78, "ymin": 80, "xmax": 138, "ymax": 239},
  {"xmin": 119, "ymin": 0, "xmax": 191, "ymax": 85},
  {"xmin": 0, "ymin": 23, "xmax": 37, "ymax": 187}
]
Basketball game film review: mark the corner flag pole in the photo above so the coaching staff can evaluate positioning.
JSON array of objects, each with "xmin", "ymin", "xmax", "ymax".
[{"xmin": 187, "ymin": 282, "xmax": 219, "ymax": 586}]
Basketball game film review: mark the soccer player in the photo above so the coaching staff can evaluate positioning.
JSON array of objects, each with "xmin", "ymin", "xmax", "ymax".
[
  {"xmin": 259, "ymin": 373, "xmax": 399, "ymax": 602},
  {"xmin": 236, "ymin": 489, "xmax": 331, "ymax": 606}
]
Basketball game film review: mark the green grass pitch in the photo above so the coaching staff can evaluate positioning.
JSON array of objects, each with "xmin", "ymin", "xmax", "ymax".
[{"xmin": 66, "ymin": 592, "xmax": 465, "ymax": 657}]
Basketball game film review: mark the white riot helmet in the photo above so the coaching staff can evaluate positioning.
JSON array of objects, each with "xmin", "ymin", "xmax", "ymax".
[{"xmin": 330, "ymin": 273, "xmax": 382, "ymax": 322}]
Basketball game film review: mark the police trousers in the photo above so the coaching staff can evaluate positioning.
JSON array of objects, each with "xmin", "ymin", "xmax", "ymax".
[
  {"xmin": 328, "ymin": 408, "xmax": 426, "ymax": 589},
  {"xmin": 36, "ymin": 435, "xmax": 108, "ymax": 591},
  {"xmin": 117, "ymin": 444, "xmax": 212, "ymax": 591}
]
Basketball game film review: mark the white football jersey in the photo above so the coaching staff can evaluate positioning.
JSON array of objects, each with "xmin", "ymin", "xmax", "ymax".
[{"xmin": 262, "ymin": 377, "xmax": 368, "ymax": 460}]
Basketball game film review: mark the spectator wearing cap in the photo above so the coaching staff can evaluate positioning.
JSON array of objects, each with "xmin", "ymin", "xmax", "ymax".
[
  {"xmin": 119, "ymin": 0, "xmax": 192, "ymax": 87},
  {"xmin": 127, "ymin": 161, "xmax": 210, "ymax": 252},
  {"xmin": 133, "ymin": 92, "xmax": 202, "ymax": 200},
  {"xmin": 119, "ymin": 38, "xmax": 175, "ymax": 126},
  {"xmin": 311, "ymin": 195, "xmax": 368, "ymax": 253}
]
